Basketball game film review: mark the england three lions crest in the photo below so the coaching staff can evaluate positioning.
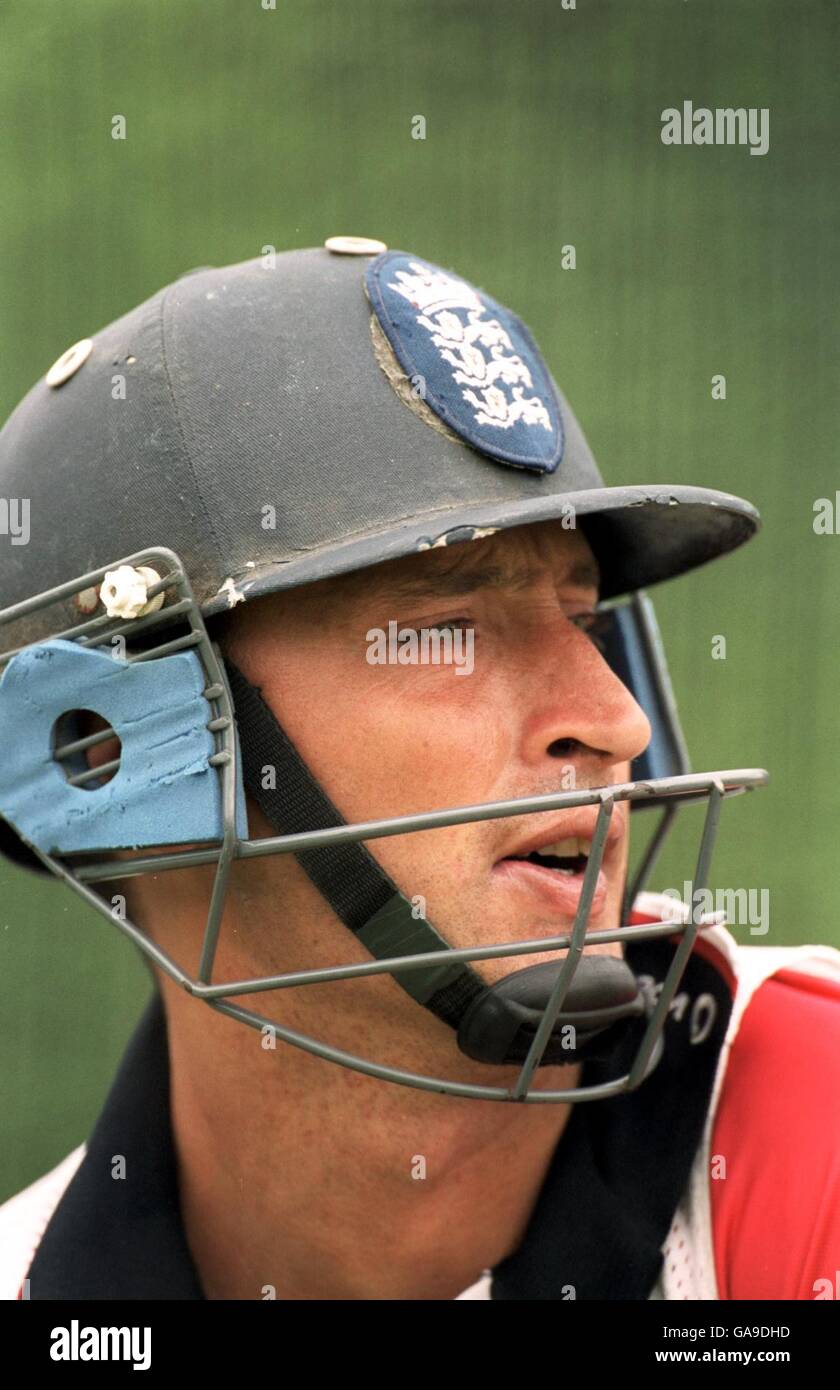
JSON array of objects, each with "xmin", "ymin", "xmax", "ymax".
[{"xmin": 365, "ymin": 252, "xmax": 564, "ymax": 473}]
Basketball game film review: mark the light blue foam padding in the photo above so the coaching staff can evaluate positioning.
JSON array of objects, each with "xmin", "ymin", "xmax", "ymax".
[{"xmin": 0, "ymin": 638, "xmax": 249, "ymax": 853}]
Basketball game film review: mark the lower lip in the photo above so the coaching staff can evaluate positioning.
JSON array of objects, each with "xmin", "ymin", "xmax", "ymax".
[{"xmin": 492, "ymin": 858, "xmax": 609, "ymax": 920}]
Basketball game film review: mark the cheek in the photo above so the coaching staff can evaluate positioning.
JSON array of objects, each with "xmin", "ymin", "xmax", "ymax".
[
  {"xmin": 611, "ymin": 766, "xmax": 632, "ymax": 857},
  {"xmin": 613, "ymin": 806, "xmax": 631, "ymax": 882},
  {"xmin": 268, "ymin": 657, "xmax": 516, "ymax": 822}
]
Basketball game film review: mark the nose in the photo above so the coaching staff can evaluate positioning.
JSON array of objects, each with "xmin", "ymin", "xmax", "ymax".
[{"xmin": 517, "ymin": 611, "xmax": 652, "ymax": 775}]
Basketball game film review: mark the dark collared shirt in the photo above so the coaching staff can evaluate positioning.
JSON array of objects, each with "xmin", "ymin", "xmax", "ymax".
[{"xmin": 26, "ymin": 932, "xmax": 732, "ymax": 1300}]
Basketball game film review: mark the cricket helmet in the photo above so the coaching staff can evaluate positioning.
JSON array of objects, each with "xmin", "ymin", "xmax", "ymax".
[{"xmin": 0, "ymin": 240, "xmax": 767, "ymax": 1101}]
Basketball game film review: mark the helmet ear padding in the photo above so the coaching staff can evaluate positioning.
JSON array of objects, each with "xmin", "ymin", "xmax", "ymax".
[{"xmin": 0, "ymin": 638, "xmax": 249, "ymax": 855}]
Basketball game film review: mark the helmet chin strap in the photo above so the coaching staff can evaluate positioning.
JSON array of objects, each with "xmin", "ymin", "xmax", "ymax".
[{"xmin": 224, "ymin": 659, "xmax": 656, "ymax": 1069}]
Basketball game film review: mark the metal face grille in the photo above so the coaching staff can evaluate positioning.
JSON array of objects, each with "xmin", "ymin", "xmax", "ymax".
[{"xmin": 0, "ymin": 547, "xmax": 768, "ymax": 1103}]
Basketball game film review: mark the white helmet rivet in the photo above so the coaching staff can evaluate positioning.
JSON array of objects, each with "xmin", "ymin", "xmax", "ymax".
[
  {"xmin": 45, "ymin": 338, "xmax": 94, "ymax": 388},
  {"xmin": 100, "ymin": 565, "xmax": 165, "ymax": 620},
  {"xmin": 324, "ymin": 236, "xmax": 388, "ymax": 256}
]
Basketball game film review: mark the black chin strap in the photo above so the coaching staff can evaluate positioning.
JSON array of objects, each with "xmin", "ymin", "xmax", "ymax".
[
  {"xmin": 224, "ymin": 659, "xmax": 484, "ymax": 1031},
  {"xmin": 224, "ymin": 658, "xmax": 654, "ymax": 1069}
]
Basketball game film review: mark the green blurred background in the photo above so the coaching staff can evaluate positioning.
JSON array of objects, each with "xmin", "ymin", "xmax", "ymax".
[{"xmin": 1, "ymin": 0, "xmax": 837, "ymax": 1199}]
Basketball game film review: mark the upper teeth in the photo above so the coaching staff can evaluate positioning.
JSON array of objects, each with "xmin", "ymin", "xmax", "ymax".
[{"xmin": 533, "ymin": 838, "xmax": 589, "ymax": 859}]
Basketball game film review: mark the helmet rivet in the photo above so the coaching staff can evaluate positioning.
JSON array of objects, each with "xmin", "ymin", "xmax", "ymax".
[
  {"xmin": 45, "ymin": 338, "xmax": 93, "ymax": 388},
  {"xmin": 100, "ymin": 565, "xmax": 165, "ymax": 619},
  {"xmin": 324, "ymin": 236, "xmax": 387, "ymax": 256}
]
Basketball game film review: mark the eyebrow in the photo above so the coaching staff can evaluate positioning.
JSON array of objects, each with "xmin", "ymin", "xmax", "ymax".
[{"xmin": 370, "ymin": 555, "xmax": 601, "ymax": 605}]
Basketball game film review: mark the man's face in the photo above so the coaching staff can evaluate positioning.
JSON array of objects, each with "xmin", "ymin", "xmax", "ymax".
[{"xmin": 207, "ymin": 519, "xmax": 652, "ymax": 1081}]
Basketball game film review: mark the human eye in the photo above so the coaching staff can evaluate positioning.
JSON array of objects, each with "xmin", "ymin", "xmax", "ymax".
[
  {"xmin": 397, "ymin": 615, "xmax": 475, "ymax": 636},
  {"xmin": 425, "ymin": 616, "xmax": 474, "ymax": 635},
  {"xmin": 568, "ymin": 609, "xmax": 612, "ymax": 654}
]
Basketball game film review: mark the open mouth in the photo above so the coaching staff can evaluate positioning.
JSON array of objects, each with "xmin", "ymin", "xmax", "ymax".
[
  {"xmin": 493, "ymin": 835, "xmax": 610, "ymax": 919},
  {"xmin": 505, "ymin": 837, "xmax": 591, "ymax": 877}
]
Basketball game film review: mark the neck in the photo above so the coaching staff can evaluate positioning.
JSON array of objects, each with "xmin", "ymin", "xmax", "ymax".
[{"xmin": 164, "ymin": 993, "xmax": 580, "ymax": 1301}]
